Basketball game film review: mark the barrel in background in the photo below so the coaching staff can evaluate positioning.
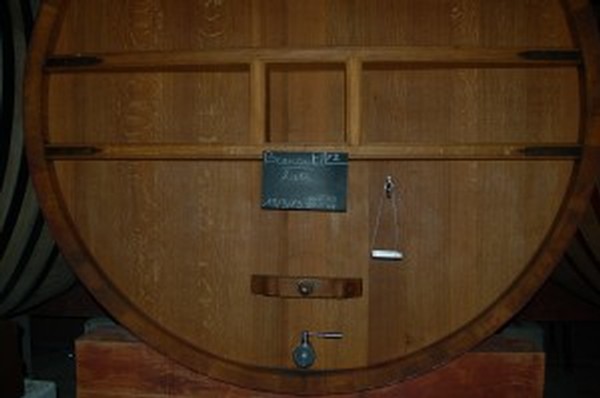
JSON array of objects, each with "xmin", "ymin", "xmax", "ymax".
[
  {"xmin": 0, "ymin": 0, "xmax": 74, "ymax": 317},
  {"xmin": 551, "ymin": 179, "xmax": 600, "ymax": 309}
]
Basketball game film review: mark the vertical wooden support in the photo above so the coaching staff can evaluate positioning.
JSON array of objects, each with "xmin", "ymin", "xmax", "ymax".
[
  {"xmin": 0, "ymin": 320, "xmax": 24, "ymax": 398},
  {"xmin": 346, "ymin": 57, "xmax": 362, "ymax": 146},
  {"xmin": 249, "ymin": 0, "xmax": 266, "ymax": 144},
  {"xmin": 250, "ymin": 60, "xmax": 267, "ymax": 144}
]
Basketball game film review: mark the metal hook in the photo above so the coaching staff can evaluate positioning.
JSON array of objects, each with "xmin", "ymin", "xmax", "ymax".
[{"xmin": 384, "ymin": 176, "xmax": 395, "ymax": 199}]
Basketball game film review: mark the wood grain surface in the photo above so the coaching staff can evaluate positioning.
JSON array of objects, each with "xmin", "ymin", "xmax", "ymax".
[{"xmin": 24, "ymin": 0, "xmax": 600, "ymax": 394}]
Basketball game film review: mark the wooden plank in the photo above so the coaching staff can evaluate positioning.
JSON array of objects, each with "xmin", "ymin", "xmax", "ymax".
[
  {"xmin": 249, "ymin": 60, "xmax": 266, "ymax": 144},
  {"xmin": 44, "ymin": 47, "xmax": 581, "ymax": 73},
  {"xmin": 76, "ymin": 325, "xmax": 544, "ymax": 398},
  {"xmin": 346, "ymin": 58, "xmax": 362, "ymax": 146},
  {"xmin": 43, "ymin": 143, "xmax": 582, "ymax": 161}
]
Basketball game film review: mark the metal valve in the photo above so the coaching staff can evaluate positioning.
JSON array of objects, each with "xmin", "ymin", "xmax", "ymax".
[{"xmin": 292, "ymin": 330, "xmax": 343, "ymax": 369}]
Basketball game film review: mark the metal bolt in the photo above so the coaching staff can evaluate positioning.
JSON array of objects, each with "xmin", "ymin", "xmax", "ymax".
[{"xmin": 297, "ymin": 280, "xmax": 315, "ymax": 296}]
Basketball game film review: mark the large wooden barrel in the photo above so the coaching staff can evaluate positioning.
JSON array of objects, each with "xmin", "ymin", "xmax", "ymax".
[
  {"xmin": 25, "ymin": 0, "xmax": 600, "ymax": 394},
  {"xmin": 0, "ymin": 0, "xmax": 74, "ymax": 317}
]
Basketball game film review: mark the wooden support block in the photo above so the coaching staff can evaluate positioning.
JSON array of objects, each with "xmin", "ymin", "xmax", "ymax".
[
  {"xmin": 76, "ymin": 325, "xmax": 544, "ymax": 398},
  {"xmin": 0, "ymin": 320, "xmax": 24, "ymax": 398}
]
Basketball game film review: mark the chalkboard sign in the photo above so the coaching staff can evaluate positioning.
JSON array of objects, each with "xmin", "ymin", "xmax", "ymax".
[{"xmin": 261, "ymin": 151, "xmax": 348, "ymax": 212}]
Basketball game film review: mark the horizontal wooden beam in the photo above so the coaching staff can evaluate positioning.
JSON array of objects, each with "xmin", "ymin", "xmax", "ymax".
[
  {"xmin": 44, "ymin": 143, "xmax": 583, "ymax": 161},
  {"xmin": 44, "ymin": 47, "xmax": 581, "ymax": 73}
]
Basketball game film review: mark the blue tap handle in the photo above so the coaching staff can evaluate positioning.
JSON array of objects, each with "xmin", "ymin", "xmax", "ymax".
[
  {"xmin": 292, "ymin": 337, "xmax": 316, "ymax": 369},
  {"xmin": 292, "ymin": 330, "xmax": 343, "ymax": 369}
]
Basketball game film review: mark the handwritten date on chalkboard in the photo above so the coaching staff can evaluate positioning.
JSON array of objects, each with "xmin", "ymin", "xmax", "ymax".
[{"xmin": 261, "ymin": 151, "xmax": 348, "ymax": 212}]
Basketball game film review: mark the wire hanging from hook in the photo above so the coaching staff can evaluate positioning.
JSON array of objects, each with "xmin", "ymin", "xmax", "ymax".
[{"xmin": 371, "ymin": 176, "xmax": 404, "ymax": 261}]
